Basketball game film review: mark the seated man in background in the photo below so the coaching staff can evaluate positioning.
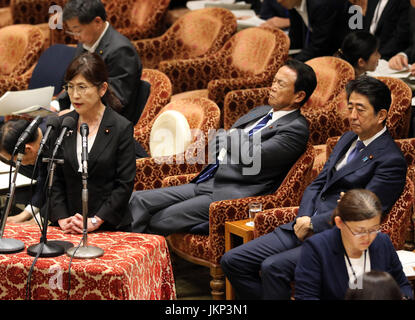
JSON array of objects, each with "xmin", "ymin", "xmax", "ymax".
[
  {"xmin": 362, "ymin": 0, "xmax": 411, "ymax": 60},
  {"xmin": 221, "ymin": 75, "xmax": 407, "ymax": 300},
  {"xmin": 56, "ymin": 0, "xmax": 146, "ymax": 128},
  {"xmin": 279, "ymin": 0, "xmax": 352, "ymax": 62},
  {"xmin": 129, "ymin": 59, "xmax": 317, "ymax": 236},
  {"xmin": 388, "ymin": 0, "xmax": 415, "ymax": 75}
]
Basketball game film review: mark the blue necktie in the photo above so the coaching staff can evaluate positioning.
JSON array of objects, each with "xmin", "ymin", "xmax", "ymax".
[
  {"xmin": 347, "ymin": 140, "xmax": 365, "ymax": 163},
  {"xmin": 195, "ymin": 112, "xmax": 273, "ymax": 184}
]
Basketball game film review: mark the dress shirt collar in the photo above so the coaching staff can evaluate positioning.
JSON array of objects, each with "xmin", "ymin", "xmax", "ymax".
[{"xmin": 83, "ymin": 21, "xmax": 109, "ymax": 53}]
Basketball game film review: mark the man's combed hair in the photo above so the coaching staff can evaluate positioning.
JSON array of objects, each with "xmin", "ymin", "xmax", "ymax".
[
  {"xmin": 284, "ymin": 59, "xmax": 317, "ymax": 106},
  {"xmin": 346, "ymin": 75, "xmax": 391, "ymax": 114},
  {"xmin": 63, "ymin": 0, "xmax": 107, "ymax": 24}
]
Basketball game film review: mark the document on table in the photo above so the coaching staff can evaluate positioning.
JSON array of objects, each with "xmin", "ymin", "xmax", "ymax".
[
  {"xmin": 367, "ymin": 59, "xmax": 412, "ymax": 79},
  {"xmin": 397, "ymin": 250, "xmax": 415, "ymax": 277}
]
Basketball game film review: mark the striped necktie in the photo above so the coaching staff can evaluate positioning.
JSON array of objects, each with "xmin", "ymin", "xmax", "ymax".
[
  {"xmin": 195, "ymin": 112, "xmax": 273, "ymax": 184},
  {"xmin": 347, "ymin": 140, "xmax": 365, "ymax": 163}
]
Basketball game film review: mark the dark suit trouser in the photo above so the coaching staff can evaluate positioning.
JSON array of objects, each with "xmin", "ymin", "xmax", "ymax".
[
  {"xmin": 129, "ymin": 180, "xmax": 214, "ymax": 236},
  {"xmin": 221, "ymin": 226, "xmax": 302, "ymax": 300}
]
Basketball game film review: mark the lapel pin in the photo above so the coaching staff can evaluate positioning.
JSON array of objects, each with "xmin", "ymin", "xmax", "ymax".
[
  {"xmin": 105, "ymin": 128, "xmax": 110, "ymax": 134},
  {"xmin": 369, "ymin": 155, "xmax": 373, "ymax": 160},
  {"xmin": 99, "ymin": 50, "xmax": 103, "ymax": 55},
  {"xmin": 67, "ymin": 130, "xmax": 73, "ymax": 136},
  {"xmin": 363, "ymin": 156, "xmax": 368, "ymax": 162}
]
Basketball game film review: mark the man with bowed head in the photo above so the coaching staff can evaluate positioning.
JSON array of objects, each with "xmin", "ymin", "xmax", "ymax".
[
  {"xmin": 221, "ymin": 75, "xmax": 407, "ymax": 299},
  {"xmin": 129, "ymin": 59, "xmax": 317, "ymax": 237}
]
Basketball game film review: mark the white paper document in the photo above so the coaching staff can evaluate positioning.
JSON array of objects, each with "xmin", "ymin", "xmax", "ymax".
[
  {"xmin": 367, "ymin": 59, "xmax": 412, "ymax": 79},
  {"xmin": 397, "ymin": 250, "xmax": 415, "ymax": 277},
  {"xmin": 0, "ymin": 86, "xmax": 55, "ymax": 117}
]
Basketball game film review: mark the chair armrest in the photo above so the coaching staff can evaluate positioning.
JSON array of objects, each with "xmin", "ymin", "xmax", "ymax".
[
  {"xmin": 133, "ymin": 36, "xmax": 168, "ymax": 69},
  {"xmin": 253, "ymin": 206, "xmax": 298, "ymax": 238},
  {"xmin": 162, "ymin": 173, "xmax": 198, "ymax": 187},
  {"xmin": 0, "ymin": 65, "xmax": 34, "ymax": 97},
  {"xmin": 159, "ymin": 57, "xmax": 220, "ymax": 94},
  {"xmin": 134, "ymin": 156, "xmax": 203, "ymax": 191}
]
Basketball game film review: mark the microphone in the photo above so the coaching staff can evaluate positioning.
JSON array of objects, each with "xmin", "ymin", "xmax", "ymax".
[
  {"xmin": 80, "ymin": 123, "xmax": 89, "ymax": 174},
  {"xmin": 51, "ymin": 117, "xmax": 76, "ymax": 158},
  {"xmin": 37, "ymin": 115, "xmax": 61, "ymax": 157},
  {"xmin": 14, "ymin": 116, "xmax": 42, "ymax": 153}
]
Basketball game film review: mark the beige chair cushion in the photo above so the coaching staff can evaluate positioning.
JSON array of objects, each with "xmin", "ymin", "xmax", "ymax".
[{"xmin": 149, "ymin": 110, "xmax": 192, "ymax": 157}]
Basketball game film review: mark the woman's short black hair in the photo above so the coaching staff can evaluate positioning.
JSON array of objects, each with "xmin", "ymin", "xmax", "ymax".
[{"xmin": 63, "ymin": 0, "xmax": 107, "ymax": 24}]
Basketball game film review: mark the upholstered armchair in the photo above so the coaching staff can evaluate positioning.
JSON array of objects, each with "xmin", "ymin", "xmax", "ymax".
[
  {"xmin": 104, "ymin": 0, "xmax": 170, "ymax": 41},
  {"xmin": 0, "ymin": 24, "xmax": 45, "ymax": 97},
  {"xmin": 134, "ymin": 97, "xmax": 220, "ymax": 191},
  {"xmin": 0, "ymin": 0, "xmax": 67, "ymax": 47},
  {"xmin": 134, "ymin": 69, "xmax": 172, "ymax": 152},
  {"xmin": 165, "ymin": 142, "xmax": 315, "ymax": 299},
  {"xmin": 159, "ymin": 27, "xmax": 290, "ymax": 115},
  {"xmin": 132, "ymin": 7, "xmax": 237, "ymax": 69}
]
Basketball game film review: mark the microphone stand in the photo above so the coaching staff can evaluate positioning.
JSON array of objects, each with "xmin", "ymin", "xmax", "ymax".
[
  {"xmin": 66, "ymin": 153, "xmax": 104, "ymax": 259},
  {"xmin": 27, "ymin": 157, "xmax": 74, "ymax": 257},
  {"xmin": 0, "ymin": 153, "xmax": 26, "ymax": 254}
]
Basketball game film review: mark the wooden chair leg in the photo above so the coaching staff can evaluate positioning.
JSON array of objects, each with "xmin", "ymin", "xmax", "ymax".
[{"xmin": 210, "ymin": 266, "xmax": 225, "ymax": 300}]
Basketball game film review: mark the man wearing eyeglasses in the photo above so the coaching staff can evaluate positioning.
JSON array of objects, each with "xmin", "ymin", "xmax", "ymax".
[
  {"xmin": 56, "ymin": 0, "xmax": 146, "ymax": 128},
  {"xmin": 221, "ymin": 75, "xmax": 407, "ymax": 300}
]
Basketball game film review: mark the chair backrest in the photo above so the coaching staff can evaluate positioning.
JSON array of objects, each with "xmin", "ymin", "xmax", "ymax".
[
  {"xmin": 0, "ymin": 24, "xmax": 44, "ymax": 76},
  {"xmin": 165, "ymin": 7, "xmax": 237, "ymax": 59},
  {"xmin": 105, "ymin": 0, "xmax": 169, "ymax": 30},
  {"xmin": 215, "ymin": 27, "xmax": 289, "ymax": 77},
  {"xmin": 11, "ymin": 0, "xmax": 67, "ymax": 24},
  {"xmin": 303, "ymin": 56, "xmax": 355, "ymax": 113}
]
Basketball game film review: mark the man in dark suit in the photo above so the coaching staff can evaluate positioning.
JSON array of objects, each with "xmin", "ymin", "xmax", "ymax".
[
  {"xmin": 388, "ymin": 0, "xmax": 415, "ymax": 75},
  {"xmin": 278, "ymin": 0, "xmax": 352, "ymax": 62},
  {"xmin": 129, "ymin": 59, "xmax": 317, "ymax": 236},
  {"xmin": 362, "ymin": 0, "xmax": 411, "ymax": 60},
  {"xmin": 221, "ymin": 75, "xmax": 407, "ymax": 299},
  {"xmin": 57, "ymin": 0, "xmax": 145, "ymax": 126}
]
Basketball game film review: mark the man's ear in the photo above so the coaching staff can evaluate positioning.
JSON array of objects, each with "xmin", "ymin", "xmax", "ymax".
[
  {"xmin": 294, "ymin": 90, "xmax": 306, "ymax": 105},
  {"xmin": 334, "ymin": 216, "xmax": 343, "ymax": 229},
  {"xmin": 377, "ymin": 109, "xmax": 388, "ymax": 124}
]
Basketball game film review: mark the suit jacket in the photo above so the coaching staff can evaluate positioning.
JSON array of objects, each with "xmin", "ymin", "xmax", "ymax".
[
  {"xmin": 192, "ymin": 105, "xmax": 310, "ymax": 202},
  {"xmin": 289, "ymin": 0, "xmax": 351, "ymax": 62},
  {"xmin": 58, "ymin": 25, "xmax": 144, "ymax": 125},
  {"xmin": 49, "ymin": 107, "xmax": 136, "ymax": 230},
  {"xmin": 363, "ymin": 0, "xmax": 411, "ymax": 60},
  {"xmin": 294, "ymin": 227, "xmax": 413, "ymax": 300},
  {"xmin": 287, "ymin": 130, "xmax": 406, "ymax": 233}
]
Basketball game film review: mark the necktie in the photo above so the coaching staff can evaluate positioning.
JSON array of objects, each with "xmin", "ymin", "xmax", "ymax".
[
  {"xmin": 195, "ymin": 112, "xmax": 273, "ymax": 184},
  {"xmin": 347, "ymin": 140, "xmax": 365, "ymax": 163}
]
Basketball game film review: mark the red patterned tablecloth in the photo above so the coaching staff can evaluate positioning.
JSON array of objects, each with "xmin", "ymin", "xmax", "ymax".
[{"xmin": 0, "ymin": 224, "xmax": 176, "ymax": 300}]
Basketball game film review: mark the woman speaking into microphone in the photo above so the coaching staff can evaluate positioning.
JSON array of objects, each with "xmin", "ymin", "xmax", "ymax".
[{"xmin": 51, "ymin": 52, "xmax": 136, "ymax": 233}]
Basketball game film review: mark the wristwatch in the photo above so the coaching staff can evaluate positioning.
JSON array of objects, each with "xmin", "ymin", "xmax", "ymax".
[{"xmin": 91, "ymin": 216, "xmax": 98, "ymax": 227}]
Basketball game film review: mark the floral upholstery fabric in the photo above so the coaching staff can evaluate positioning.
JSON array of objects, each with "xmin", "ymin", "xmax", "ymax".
[
  {"xmin": 165, "ymin": 142, "xmax": 315, "ymax": 270},
  {"xmin": 0, "ymin": 0, "xmax": 9, "ymax": 7},
  {"xmin": 159, "ymin": 27, "xmax": 289, "ymax": 113},
  {"xmin": 0, "ymin": 24, "xmax": 44, "ymax": 97},
  {"xmin": 134, "ymin": 97, "xmax": 220, "ymax": 191},
  {"xmin": 133, "ymin": 7, "xmax": 237, "ymax": 70},
  {"xmin": 134, "ymin": 68, "xmax": 172, "ymax": 153},
  {"xmin": 104, "ymin": 0, "xmax": 170, "ymax": 41}
]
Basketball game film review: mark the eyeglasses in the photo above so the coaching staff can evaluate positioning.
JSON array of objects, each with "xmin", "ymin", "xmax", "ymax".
[
  {"xmin": 65, "ymin": 29, "xmax": 82, "ymax": 37},
  {"xmin": 343, "ymin": 221, "xmax": 381, "ymax": 238},
  {"xmin": 63, "ymin": 84, "xmax": 95, "ymax": 95}
]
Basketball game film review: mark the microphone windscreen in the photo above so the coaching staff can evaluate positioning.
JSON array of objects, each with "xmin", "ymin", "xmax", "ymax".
[
  {"xmin": 45, "ymin": 115, "xmax": 61, "ymax": 129},
  {"xmin": 80, "ymin": 123, "xmax": 89, "ymax": 136},
  {"xmin": 62, "ymin": 116, "xmax": 76, "ymax": 130}
]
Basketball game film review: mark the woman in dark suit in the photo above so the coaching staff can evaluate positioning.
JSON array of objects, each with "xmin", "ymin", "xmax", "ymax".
[
  {"xmin": 294, "ymin": 189, "xmax": 413, "ymax": 300},
  {"xmin": 50, "ymin": 52, "xmax": 136, "ymax": 233}
]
